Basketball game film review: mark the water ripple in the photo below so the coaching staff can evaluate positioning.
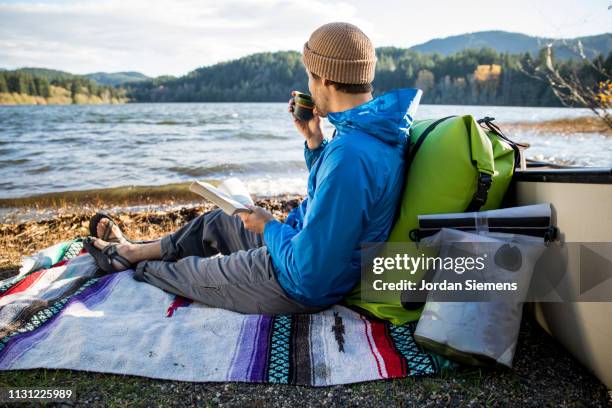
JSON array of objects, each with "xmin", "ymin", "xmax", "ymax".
[{"xmin": 0, "ymin": 103, "xmax": 608, "ymax": 199}]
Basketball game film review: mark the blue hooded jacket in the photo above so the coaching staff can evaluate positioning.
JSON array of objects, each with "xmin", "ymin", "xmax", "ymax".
[{"xmin": 263, "ymin": 88, "xmax": 422, "ymax": 307}]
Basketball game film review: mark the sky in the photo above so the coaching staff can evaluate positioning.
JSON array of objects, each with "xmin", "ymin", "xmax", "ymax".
[{"xmin": 0, "ymin": 0, "xmax": 610, "ymax": 77}]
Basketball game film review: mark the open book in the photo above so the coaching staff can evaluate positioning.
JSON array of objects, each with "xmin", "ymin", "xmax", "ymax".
[{"xmin": 189, "ymin": 178, "xmax": 254, "ymax": 216}]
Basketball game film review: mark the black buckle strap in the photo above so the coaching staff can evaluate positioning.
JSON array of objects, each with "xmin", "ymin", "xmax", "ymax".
[
  {"xmin": 478, "ymin": 116, "xmax": 524, "ymax": 169},
  {"xmin": 394, "ymin": 116, "xmax": 456, "ymax": 235},
  {"xmin": 465, "ymin": 172, "xmax": 492, "ymax": 212},
  {"xmin": 544, "ymin": 225, "xmax": 559, "ymax": 245}
]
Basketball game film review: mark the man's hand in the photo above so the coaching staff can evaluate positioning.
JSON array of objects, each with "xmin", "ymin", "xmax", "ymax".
[
  {"xmin": 288, "ymin": 91, "xmax": 324, "ymax": 150},
  {"xmin": 239, "ymin": 205, "xmax": 275, "ymax": 234}
]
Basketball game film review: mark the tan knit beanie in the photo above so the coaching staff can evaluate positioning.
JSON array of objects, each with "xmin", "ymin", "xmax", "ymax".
[{"xmin": 302, "ymin": 22, "xmax": 376, "ymax": 84}]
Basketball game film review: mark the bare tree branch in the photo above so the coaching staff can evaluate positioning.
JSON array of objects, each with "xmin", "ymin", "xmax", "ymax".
[{"xmin": 518, "ymin": 44, "xmax": 611, "ymax": 129}]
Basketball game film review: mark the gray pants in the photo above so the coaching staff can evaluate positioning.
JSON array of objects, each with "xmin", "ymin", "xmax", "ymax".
[{"xmin": 133, "ymin": 209, "xmax": 321, "ymax": 314}]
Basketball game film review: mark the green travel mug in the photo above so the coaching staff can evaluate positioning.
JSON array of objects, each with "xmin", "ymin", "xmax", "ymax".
[{"xmin": 292, "ymin": 91, "xmax": 315, "ymax": 122}]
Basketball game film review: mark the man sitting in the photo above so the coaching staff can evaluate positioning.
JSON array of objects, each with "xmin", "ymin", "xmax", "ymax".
[{"xmin": 86, "ymin": 22, "xmax": 420, "ymax": 314}]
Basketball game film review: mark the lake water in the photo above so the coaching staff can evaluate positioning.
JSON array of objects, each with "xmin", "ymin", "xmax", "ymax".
[{"xmin": 0, "ymin": 103, "xmax": 610, "ymax": 199}]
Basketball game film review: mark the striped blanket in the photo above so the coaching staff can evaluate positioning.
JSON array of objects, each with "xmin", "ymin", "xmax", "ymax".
[{"xmin": 0, "ymin": 239, "xmax": 447, "ymax": 386}]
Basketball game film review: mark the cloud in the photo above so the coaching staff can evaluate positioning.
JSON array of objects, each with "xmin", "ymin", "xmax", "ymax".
[
  {"xmin": 0, "ymin": 0, "xmax": 609, "ymax": 77},
  {"xmin": 0, "ymin": 0, "xmax": 370, "ymax": 76}
]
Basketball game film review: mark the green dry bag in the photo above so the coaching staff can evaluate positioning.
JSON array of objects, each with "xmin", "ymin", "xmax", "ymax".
[{"xmin": 345, "ymin": 116, "xmax": 520, "ymax": 325}]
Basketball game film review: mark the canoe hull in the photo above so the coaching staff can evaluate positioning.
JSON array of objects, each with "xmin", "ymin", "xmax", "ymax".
[{"xmin": 509, "ymin": 168, "xmax": 612, "ymax": 388}]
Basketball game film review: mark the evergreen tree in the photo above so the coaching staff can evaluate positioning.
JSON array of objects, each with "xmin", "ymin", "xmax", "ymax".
[
  {"xmin": 38, "ymin": 77, "xmax": 51, "ymax": 97},
  {"xmin": 70, "ymin": 82, "xmax": 79, "ymax": 101},
  {"xmin": 27, "ymin": 78, "xmax": 37, "ymax": 95},
  {"xmin": 0, "ymin": 75, "xmax": 8, "ymax": 93}
]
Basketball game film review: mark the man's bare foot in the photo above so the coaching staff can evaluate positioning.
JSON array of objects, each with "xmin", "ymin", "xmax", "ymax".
[
  {"xmin": 91, "ymin": 237, "xmax": 135, "ymax": 271},
  {"xmin": 96, "ymin": 218, "xmax": 130, "ymax": 244}
]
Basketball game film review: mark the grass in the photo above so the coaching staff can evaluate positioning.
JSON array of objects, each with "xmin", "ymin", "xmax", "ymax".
[{"xmin": 0, "ymin": 336, "xmax": 607, "ymax": 408}]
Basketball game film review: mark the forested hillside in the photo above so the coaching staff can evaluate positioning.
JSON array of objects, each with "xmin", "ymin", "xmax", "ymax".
[
  {"xmin": 127, "ymin": 51, "xmax": 304, "ymax": 102},
  {"xmin": 0, "ymin": 68, "xmax": 127, "ymax": 105},
  {"xmin": 85, "ymin": 71, "xmax": 150, "ymax": 87},
  {"xmin": 128, "ymin": 48, "xmax": 611, "ymax": 106}
]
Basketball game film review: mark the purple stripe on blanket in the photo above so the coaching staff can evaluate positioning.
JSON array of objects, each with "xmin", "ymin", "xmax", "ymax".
[
  {"xmin": 0, "ymin": 272, "xmax": 122, "ymax": 368},
  {"xmin": 227, "ymin": 315, "xmax": 273, "ymax": 382},
  {"xmin": 249, "ymin": 315, "xmax": 272, "ymax": 382}
]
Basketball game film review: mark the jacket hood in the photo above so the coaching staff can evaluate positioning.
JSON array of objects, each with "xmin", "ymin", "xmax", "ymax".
[{"xmin": 326, "ymin": 88, "xmax": 422, "ymax": 145}]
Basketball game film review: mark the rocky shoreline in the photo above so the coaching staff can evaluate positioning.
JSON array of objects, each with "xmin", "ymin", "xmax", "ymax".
[{"xmin": 0, "ymin": 196, "xmax": 301, "ymax": 275}]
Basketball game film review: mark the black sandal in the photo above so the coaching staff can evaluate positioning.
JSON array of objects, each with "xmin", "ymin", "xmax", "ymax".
[
  {"xmin": 83, "ymin": 237, "xmax": 133, "ymax": 274},
  {"xmin": 89, "ymin": 213, "xmax": 134, "ymax": 244}
]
